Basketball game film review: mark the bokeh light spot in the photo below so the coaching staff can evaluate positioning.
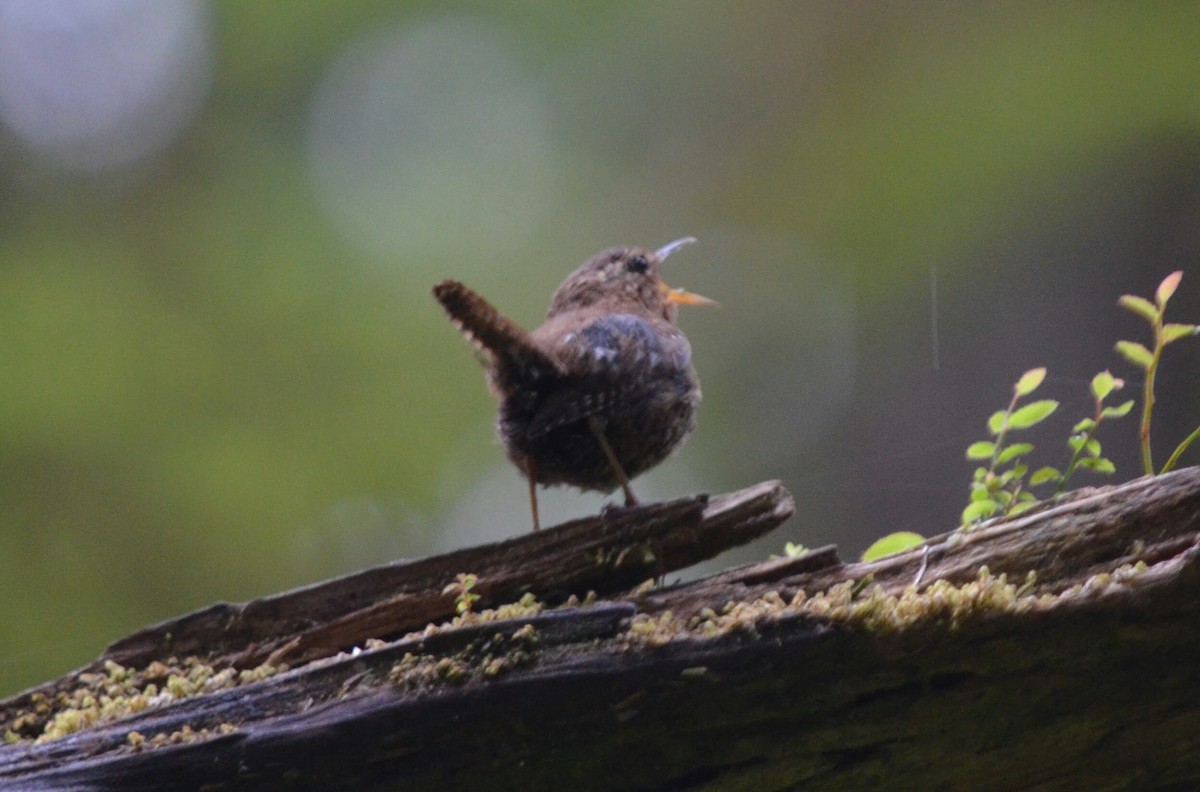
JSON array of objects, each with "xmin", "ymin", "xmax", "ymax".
[
  {"xmin": 306, "ymin": 16, "xmax": 561, "ymax": 268},
  {"xmin": 0, "ymin": 0, "xmax": 213, "ymax": 173}
]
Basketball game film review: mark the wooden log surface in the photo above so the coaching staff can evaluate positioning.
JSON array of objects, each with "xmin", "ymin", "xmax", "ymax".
[{"xmin": 1, "ymin": 471, "xmax": 1198, "ymax": 791}]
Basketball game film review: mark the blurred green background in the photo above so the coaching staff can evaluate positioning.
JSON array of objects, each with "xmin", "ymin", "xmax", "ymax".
[{"xmin": 3, "ymin": 1, "xmax": 1200, "ymax": 696}]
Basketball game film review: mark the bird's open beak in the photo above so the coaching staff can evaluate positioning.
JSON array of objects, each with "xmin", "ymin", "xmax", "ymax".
[
  {"xmin": 663, "ymin": 285, "xmax": 719, "ymax": 306},
  {"xmin": 656, "ymin": 236, "xmax": 697, "ymax": 260},
  {"xmin": 656, "ymin": 236, "xmax": 718, "ymax": 307}
]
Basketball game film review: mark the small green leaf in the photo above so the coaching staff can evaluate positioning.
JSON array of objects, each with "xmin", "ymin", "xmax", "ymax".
[
  {"xmin": 1157, "ymin": 270, "xmax": 1183, "ymax": 307},
  {"xmin": 1085, "ymin": 438, "xmax": 1102, "ymax": 457},
  {"xmin": 1072, "ymin": 417, "xmax": 1096, "ymax": 433},
  {"xmin": 1079, "ymin": 457, "xmax": 1116, "ymax": 474},
  {"xmin": 973, "ymin": 467, "xmax": 989, "ymax": 482},
  {"xmin": 993, "ymin": 490, "xmax": 1013, "ymax": 507},
  {"xmin": 1090, "ymin": 371, "xmax": 1116, "ymax": 401},
  {"xmin": 1010, "ymin": 463, "xmax": 1028, "ymax": 479},
  {"xmin": 1029, "ymin": 466, "xmax": 1061, "ymax": 486},
  {"xmin": 962, "ymin": 500, "xmax": 998, "ymax": 524},
  {"xmin": 783, "ymin": 541, "xmax": 808, "ymax": 558},
  {"xmin": 861, "ymin": 531, "xmax": 926, "ymax": 562},
  {"xmin": 1014, "ymin": 367, "xmax": 1047, "ymax": 396},
  {"xmin": 1115, "ymin": 340, "xmax": 1154, "ymax": 369},
  {"xmin": 966, "ymin": 441, "xmax": 996, "ymax": 460},
  {"xmin": 1118, "ymin": 294, "xmax": 1158, "ymax": 323},
  {"xmin": 970, "ymin": 483, "xmax": 993, "ymax": 501},
  {"xmin": 1008, "ymin": 501, "xmax": 1038, "ymax": 516},
  {"xmin": 1163, "ymin": 323, "xmax": 1199, "ymax": 344},
  {"xmin": 1101, "ymin": 400, "xmax": 1135, "ymax": 419},
  {"xmin": 1068, "ymin": 435, "xmax": 1086, "ymax": 452},
  {"xmin": 996, "ymin": 443, "xmax": 1034, "ymax": 464},
  {"xmin": 987, "ymin": 410, "xmax": 1009, "ymax": 435},
  {"xmin": 1008, "ymin": 399, "xmax": 1058, "ymax": 429}
]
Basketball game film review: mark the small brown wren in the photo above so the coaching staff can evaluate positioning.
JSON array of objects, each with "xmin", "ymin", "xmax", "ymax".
[{"xmin": 433, "ymin": 237, "xmax": 713, "ymax": 530}]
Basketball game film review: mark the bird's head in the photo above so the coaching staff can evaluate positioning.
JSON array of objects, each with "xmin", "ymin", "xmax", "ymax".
[{"xmin": 546, "ymin": 237, "xmax": 715, "ymax": 322}]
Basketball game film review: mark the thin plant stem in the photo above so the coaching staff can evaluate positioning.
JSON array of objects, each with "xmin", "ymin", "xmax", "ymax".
[
  {"xmin": 1139, "ymin": 320, "xmax": 1164, "ymax": 475},
  {"xmin": 988, "ymin": 390, "xmax": 1020, "ymax": 471},
  {"xmin": 1054, "ymin": 424, "xmax": 1099, "ymax": 496},
  {"xmin": 1161, "ymin": 424, "xmax": 1200, "ymax": 474}
]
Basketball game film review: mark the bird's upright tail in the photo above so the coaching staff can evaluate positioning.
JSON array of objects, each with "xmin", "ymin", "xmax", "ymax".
[{"xmin": 432, "ymin": 280, "xmax": 561, "ymax": 378}]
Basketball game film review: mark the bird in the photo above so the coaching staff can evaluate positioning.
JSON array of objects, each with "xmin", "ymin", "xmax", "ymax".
[{"xmin": 432, "ymin": 237, "xmax": 713, "ymax": 530}]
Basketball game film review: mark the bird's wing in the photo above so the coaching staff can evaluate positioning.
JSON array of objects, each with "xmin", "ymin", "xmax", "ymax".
[{"xmin": 526, "ymin": 313, "xmax": 691, "ymax": 438}]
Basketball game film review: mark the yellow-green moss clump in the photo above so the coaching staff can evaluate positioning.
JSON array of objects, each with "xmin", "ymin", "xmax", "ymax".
[
  {"xmin": 624, "ymin": 562, "xmax": 1152, "ymax": 647},
  {"xmin": 403, "ymin": 591, "xmax": 546, "ymax": 644},
  {"xmin": 125, "ymin": 722, "xmax": 238, "ymax": 751},
  {"xmin": 7, "ymin": 563, "xmax": 1154, "ymax": 743},
  {"xmin": 2, "ymin": 657, "xmax": 285, "ymax": 745},
  {"xmin": 389, "ymin": 622, "xmax": 540, "ymax": 691}
]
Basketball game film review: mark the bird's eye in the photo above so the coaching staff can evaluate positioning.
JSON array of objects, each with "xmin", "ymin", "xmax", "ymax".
[{"xmin": 626, "ymin": 254, "xmax": 649, "ymax": 274}]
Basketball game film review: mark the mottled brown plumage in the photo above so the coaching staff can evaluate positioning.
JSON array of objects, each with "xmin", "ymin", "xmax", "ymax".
[{"xmin": 433, "ymin": 238, "xmax": 712, "ymax": 530}]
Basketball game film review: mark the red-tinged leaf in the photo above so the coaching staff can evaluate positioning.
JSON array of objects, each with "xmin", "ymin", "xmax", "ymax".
[
  {"xmin": 1117, "ymin": 294, "xmax": 1158, "ymax": 323},
  {"xmin": 1008, "ymin": 399, "xmax": 1058, "ymax": 429},
  {"xmin": 1115, "ymin": 340, "xmax": 1154, "ymax": 369},
  {"xmin": 1014, "ymin": 367, "xmax": 1047, "ymax": 396},
  {"xmin": 1157, "ymin": 271, "xmax": 1183, "ymax": 307},
  {"xmin": 1162, "ymin": 323, "xmax": 1199, "ymax": 344},
  {"xmin": 1090, "ymin": 371, "xmax": 1116, "ymax": 401}
]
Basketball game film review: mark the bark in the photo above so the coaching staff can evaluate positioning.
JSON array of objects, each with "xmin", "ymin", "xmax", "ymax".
[{"xmin": 1, "ymin": 471, "xmax": 1198, "ymax": 791}]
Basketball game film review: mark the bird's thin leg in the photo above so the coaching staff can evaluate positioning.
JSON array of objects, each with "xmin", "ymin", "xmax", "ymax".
[
  {"xmin": 526, "ymin": 458, "xmax": 541, "ymax": 531},
  {"xmin": 587, "ymin": 416, "xmax": 638, "ymax": 506}
]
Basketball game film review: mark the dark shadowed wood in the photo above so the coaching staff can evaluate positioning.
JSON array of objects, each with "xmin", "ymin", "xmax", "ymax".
[
  {"xmin": 2, "ymin": 472, "xmax": 1199, "ymax": 791},
  {"xmin": 100, "ymin": 480, "xmax": 791, "ymax": 670}
]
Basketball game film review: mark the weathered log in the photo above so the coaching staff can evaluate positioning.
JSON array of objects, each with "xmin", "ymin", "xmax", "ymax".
[{"xmin": 1, "ymin": 471, "xmax": 1198, "ymax": 791}]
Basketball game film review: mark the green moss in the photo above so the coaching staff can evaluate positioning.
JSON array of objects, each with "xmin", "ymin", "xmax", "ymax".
[
  {"xmin": 2, "ymin": 656, "xmax": 284, "ymax": 745},
  {"xmin": 622, "ymin": 561, "xmax": 1154, "ymax": 647},
  {"xmin": 389, "ymin": 622, "xmax": 540, "ymax": 692},
  {"xmin": 6, "ymin": 560, "xmax": 1154, "ymax": 744}
]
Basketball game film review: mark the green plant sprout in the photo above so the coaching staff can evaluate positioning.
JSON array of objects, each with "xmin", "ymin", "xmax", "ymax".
[
  {"xmin": 770, "ymin": 541, "xmax": 810, "ymax": 561},
  {"xmin": 782, "ymin": 541, "xmax": 808, "ymax": 558},
  {"xmin": 444, "ymin": 573, "xmax": 481, "ymax": 615},
  {"xmin": 866, "ymin": 272, "xmax": 1197, "ymax": 552},
  {"xmin": 1115, "ymin": 271, "xmax": 1200, "ymax": 474},
  {"xmin": 962, "ymin": 367, "xmax": 1058, "ymax": 525},
  {"xmin": 1028, "ymin": 371, "xmax": 1133, "ymax": 495}
]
